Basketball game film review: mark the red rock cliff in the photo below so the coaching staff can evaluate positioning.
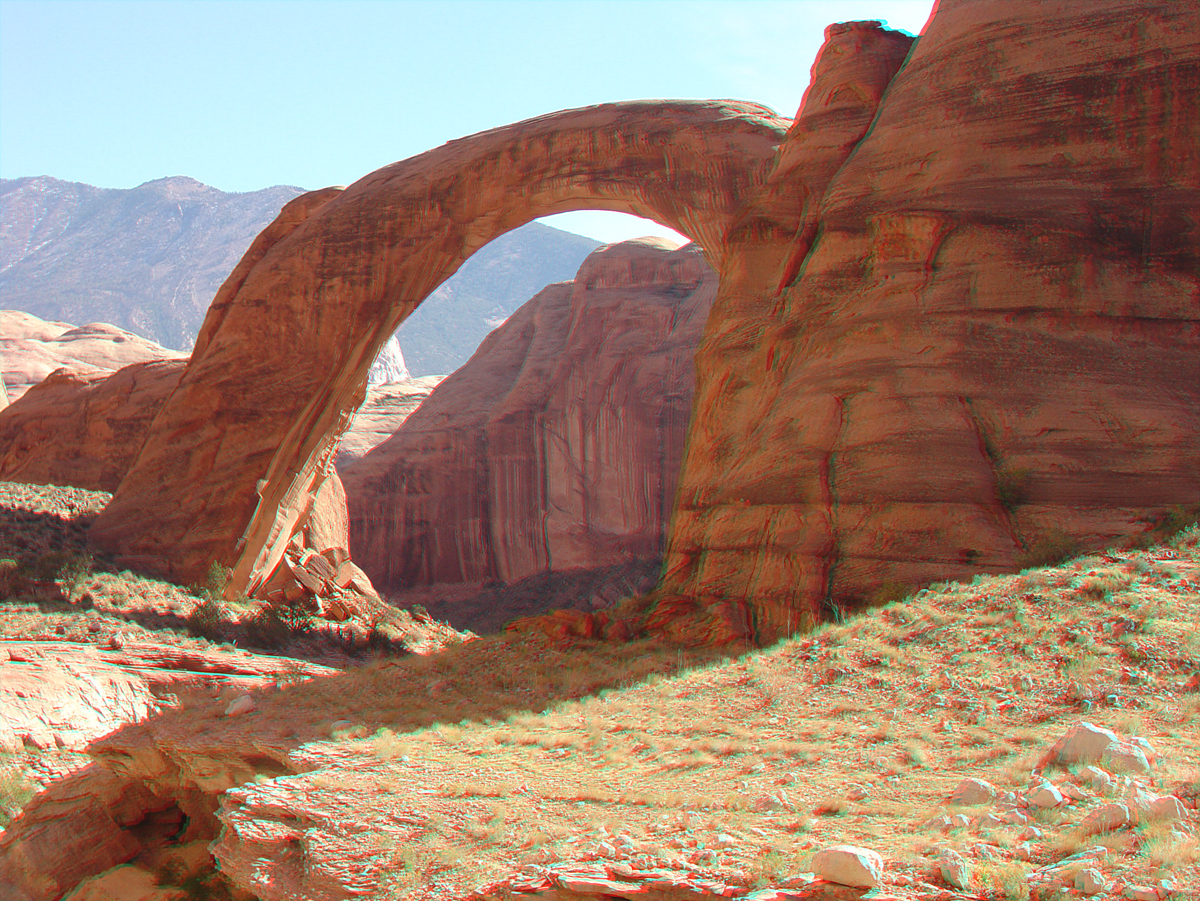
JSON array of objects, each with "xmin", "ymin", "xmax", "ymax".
[
  {"xmin": 343, "ymin": 238, "xmax": 715, "ymax": 589},
  {"xmin": 87, "ymin": 2, "xmax": 1199, "ymax": 642},
  {"xmin": 661, "ymin": 1, "xmax": 1200, "ymax": 639}
]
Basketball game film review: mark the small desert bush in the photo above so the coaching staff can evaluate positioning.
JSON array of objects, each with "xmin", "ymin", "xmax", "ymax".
[
  {"xmin": 187, "ymin": 597, "xmax": 230, "ymax": 641},
  {"xmin": 975, "ymin": 860, "xmax": 1031, "ymax": 900},
  {"xmin": 1129, "ymin": 505, "xmax": 1200, "ymax": 548},
  {"xmin": 1018, "ymin": 529, "xmax": 1079, "ymax": 569},
  {"xmin": 0, "ymin": 758, "xmax": 35, "ymax": 828},
  {"xmin": 243, "ymin": 597, "xmax": 313, "ymax": 648},
  {"xmin": 0, "ymin": 559, "xmax": 29, "ymax": 600},
  {"xmin": 1075, "ymin": 568, "xmax": 1133, "ymax": 600},
  {"xmin": 995, "ymin": 466, "xmax": 1031, "ymax": 513},
  {"xmin": 58, "ymin": 552, "xmax": 93, "ymax": 602},
  {"xmin": 747, "ymin": 849, "xmax": 790, "ymax": 888}
]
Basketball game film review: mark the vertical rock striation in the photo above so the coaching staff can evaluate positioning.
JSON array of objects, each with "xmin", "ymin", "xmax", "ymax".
[
  {"xmin": 343, "ymin": 238, "xmax": 715, "ymax": 590},
  {"xmin": 661, "ymin": 1, "xmax": 1200, "ymax": 638}
]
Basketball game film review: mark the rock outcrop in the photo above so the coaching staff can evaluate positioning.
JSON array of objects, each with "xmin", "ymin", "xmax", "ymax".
[
  {"xmin": 0, "ymin": 355, "xmax": 357, "ymax": 600},
  {"xmin": 0, "ymin": 310, "xmax": 185, "ymax": 402},
  {"xmin": 343, "ymin": 238, "xmax": 714, "ymax": 590},
  {"xmin": 661, "ymin": 2, "xmax": 1200, "ymax": 638},
  {"xmin": 89, "ymin": 103, "xmax": 787, "ymax": 597},
  {"xmin": 333, "ymin": 376, "xmax": 443, "ymax": 468},
  {"xmin": 0, "ymin": 640, "xmax": 336, "ymax": 755},
  {"xmin": 0, "ymin": 361, "xmax": 185, "ymax": 492},
  {"xmin": 89, "ymin": 1, "xmax": 1199, "ymax": 640},
  {"xmin": 366, "ymin": 333, "xmax": 410, "ymax": 385}
]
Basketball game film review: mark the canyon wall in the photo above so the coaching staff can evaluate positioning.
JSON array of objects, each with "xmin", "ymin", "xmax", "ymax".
[
  {"xmin": 659, "ymin": 1, "xmax": 1200, "ymax": 639},
  {"xmin": 88, "ymin": 0, "xmax": 1198, "ymax": 642},
  {"xmin": 343, "ymin": 238, "xmax": 714, "ymax": 590}
]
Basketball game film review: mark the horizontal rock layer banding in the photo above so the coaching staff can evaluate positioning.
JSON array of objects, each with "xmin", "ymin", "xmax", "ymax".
[{"xmin": 89, "ymin": 1, "xmax": 1199, "ymax": 641}]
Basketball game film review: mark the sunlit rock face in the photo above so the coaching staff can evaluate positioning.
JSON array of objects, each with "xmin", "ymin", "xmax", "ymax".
[
  {"xmin": 0, "ymin": 310, "xmax": 186, "ymax": 401},
  {"xmin": 660, "ymin": 2, "xmax": 1200, "ymax": 639},
  {"xmin": 90, "ymin": 1, "xmax": 1199, "ymax": 642},
  {"xmin": 343, "ymin": 238, "xmax": 715, "ymax": 589},
  {"xmin": 366, "ymin": 333, "xmax": 410, "ymax": 385},
  {"xmin": 0, "ymin": 360, "xmax": 185, "ymax": 492}
]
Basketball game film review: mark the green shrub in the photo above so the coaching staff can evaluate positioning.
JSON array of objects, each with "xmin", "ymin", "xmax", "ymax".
[
  {"xmin": 1018, "ymin": 529, "xmax": 1079, "ymax": 569},
  {"xmin": 187, "ymin": 597, "xmax": 230, "ymax": 641},
  {"xmin": 0, "ymin": 559, "xmax": 29, "ymax": 600},
  {"xmin": 996, "ymin": 467, "xmax": 1031, "ymax": 513},
  {"xmin": 0, "ymin": 759, "xmax": 35, "ymax": 828},
  {"xmin": 243, "ymin": 597, "xmax": 312, "ymax": 649}
]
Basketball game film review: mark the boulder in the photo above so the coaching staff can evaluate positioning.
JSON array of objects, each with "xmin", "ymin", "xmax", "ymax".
[
  {"xmin": 949, "ymin": 777, "xmax": 997, "ymax": 806},
  {"xmin": 812, "ymin": 844, "xmax": 884, "ymax": 888}
]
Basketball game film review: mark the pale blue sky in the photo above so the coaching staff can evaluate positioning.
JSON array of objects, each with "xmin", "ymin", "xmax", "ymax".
[{"xmin": 1, "ymin": 0, "xmax": 935, "ymax": 242}]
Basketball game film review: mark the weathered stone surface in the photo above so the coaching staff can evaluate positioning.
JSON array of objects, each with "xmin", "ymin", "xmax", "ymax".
[
  {"xmin": 89, "ymin": 2, "xmax": 1199, "ymax": 638},
  {"xmin": 0, "ymin": 311, "xmax": 184, "ymax": 401},
  {"xmin": 343, "ymin": 238, "xmax": 714, "ymax": 589},
  {"xmin": 812, "ymin": 844, "xmax": 884, "ymax": 888},
  {"xmin": 660, "ymin": 2, "xmax": 1200, "ymax": 637},
  {"xmin": 0, "ymin": 766, "xmax": 171, "ymax": 901},
  {"xmin": 88, "ymin": 103, "xmax": 787, "ymax": 596},
  {"xmin": 0, "ymin": 360, "xmax": 184, "ymax": 492},
  {"xmin": 334, "ymin": 376, "xmax": 443, "ymax": 469},
  {"xmin": 0, "ymin": 639, "xmax": 336, "ymax": 754}
]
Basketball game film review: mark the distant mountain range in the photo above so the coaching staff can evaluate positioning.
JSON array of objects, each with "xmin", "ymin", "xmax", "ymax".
[{"xmin": 0, "ymin": 176, "xmax": 601, "ymax": 376}]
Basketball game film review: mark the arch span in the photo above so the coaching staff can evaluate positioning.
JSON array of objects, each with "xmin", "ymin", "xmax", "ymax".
[{"xmin": 89, "ymin": 100, "xmax": 789, "ymax": 594}]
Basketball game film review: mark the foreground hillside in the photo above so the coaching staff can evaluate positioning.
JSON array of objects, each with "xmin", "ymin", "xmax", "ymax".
[{"xmin": 0, "ymin": 480, "xmax": 1195, "ymax": 900}]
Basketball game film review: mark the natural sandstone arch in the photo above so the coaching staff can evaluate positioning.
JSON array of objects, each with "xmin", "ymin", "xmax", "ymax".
[{"xmin": 90, "ymin": 100, "xmax": 790, "ymax": 595}]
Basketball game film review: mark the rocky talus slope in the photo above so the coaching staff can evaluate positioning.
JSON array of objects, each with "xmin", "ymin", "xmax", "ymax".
[
  {"xmin": 3, "ymin": 509, "xmax": 1196, "ymax": 900},
  {"xmin": 342, "ymin": 238, "xmax": 713, "ymax": 593},
  {"xmin": 87, "ymin": 1, "xmax": 1198, "ymax": 640}
]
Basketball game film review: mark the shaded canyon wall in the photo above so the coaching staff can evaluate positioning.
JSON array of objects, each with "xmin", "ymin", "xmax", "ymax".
[{"xmin": 343, "ymin": 238, "xmax": 715, "ymax": 590}]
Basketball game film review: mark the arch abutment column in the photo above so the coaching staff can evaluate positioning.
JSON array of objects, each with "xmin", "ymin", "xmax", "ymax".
[{"xmin": 89, "ymin": 100, "xmax": 788, "ymax": 594}]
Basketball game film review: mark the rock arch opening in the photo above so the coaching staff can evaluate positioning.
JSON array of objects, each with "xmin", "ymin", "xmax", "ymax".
[
  {"xmin": 89, "ymin": 100, "xmax": 790, "ymax": 600},
  {"xmin": 339, "ymin": 232, "xmax": 717, "ymax": 631}
]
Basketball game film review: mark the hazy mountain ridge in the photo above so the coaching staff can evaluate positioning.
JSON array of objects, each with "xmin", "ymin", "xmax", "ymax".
[
  {"xmin": 0, "ymin": 176, "xmax": 601, "ymax": 374},
  {"xmin": 396, "ymin": 222, "xmax": 601, "ymax": 376},
  {"xmin": 0, "ymin": 176, "xmax": 306, "ymax": 350}
]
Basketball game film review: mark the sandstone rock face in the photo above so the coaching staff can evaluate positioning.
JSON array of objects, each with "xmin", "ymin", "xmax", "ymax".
[
  {"xmin": 89, "ymin": 2, "xmax": 1199, "ymax": 639},
  {"xmin": 333, "ymin": 376, "xmax": 443, "ymax": 469},
  {"xmin": 0, "ymin": 640, "xmax": 339, "ymax": 901},
  {"xmin": 0, "ymin": 361, "xmax": 184, "ymax": 492},
  {"xmin": 0, "ymin": 640, "xmax": 336, "ymax": 755},
  {"xmin": 661, "ymin": 2, "xmax": 1200, "ymax": 637},
  {"xmin": 90, "ymin": 103, "xmax": 787, "ymax": 596},
  {"xmin": 0, "ymin": 310, "xmax": 185, "ymax": 401},
  {"xmin": 0, "ymin": 353, "xmax": 354, "ymax": 598},
  {"xmin": 343, "ymin": 238, "xmax": 714, "ymax": 590}
]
